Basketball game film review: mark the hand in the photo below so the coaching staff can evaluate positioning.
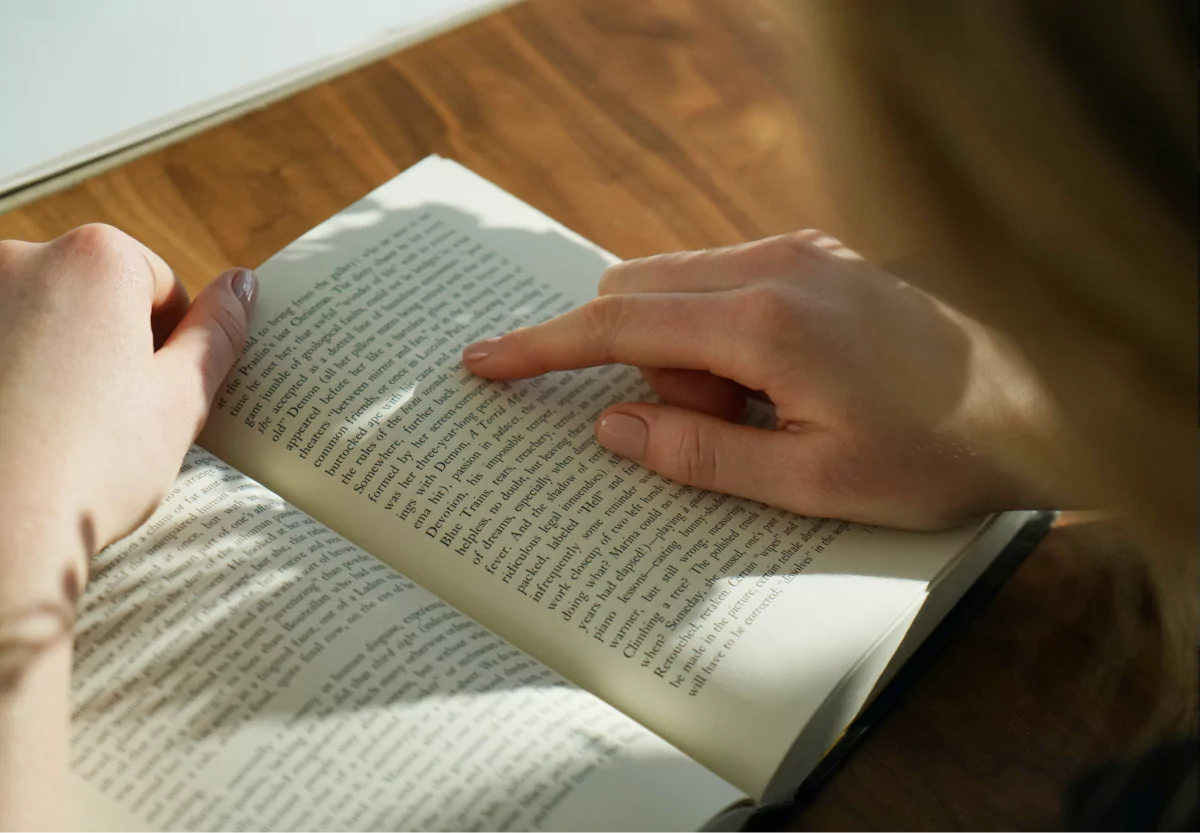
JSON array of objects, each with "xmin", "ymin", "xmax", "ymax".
[
  {"xmin": 464, "ymin": 231, "xmax": 1050, "ymax": 529},
  {"xmin": 0, "ymin": 224, "xmax": 254, "ymax": 828},
  {"xmin": 0, "ymin": 224, "xmax": 256, "ymax": 601}
]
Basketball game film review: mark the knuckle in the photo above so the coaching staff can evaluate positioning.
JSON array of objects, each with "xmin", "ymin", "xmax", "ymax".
[
  {"xmin": 740, "ymin": 283, "xmax": 791, "ymax": 329},
  {"xmin": 0, "ymin": 239, "xmax": 22, "ymax": 271},
  {"xmin": 210, "ymin": 298, "xmax": 247, "ymax": 357},
  {"xmin": 56, "ymin": 223, "xmax": 130, "ymax": 259},
  {"xmin": 597, "ymin": 255, "xmax": 661, "ymax": 296},
  {"xmin": 598, "ymin": 251, "xmax": 688, "ymax": 296},
  {"xmin": 672, "ymin": 421, "xmax": 721, "ymax": 489},
  {"xmin": 596, "ymin": 261, "xmax": 632, "ymax": 295},
  {"xmin": 583, "ymin": 294, "xmax": 629, "ymax": 347},
  {"xmin": 733, "ymin": 285, "xmax": 801, "ymax": 370},
  {"xmin": 781, "ymin": 228, "xmax": 853, "ymax": 261},
  {"xmin": 729, "ymin": 234, "xmax": 827, "ymax": 286},
  {"xmin": 777, "ymin": 229, "xmax": 826, "ymax": 263}
]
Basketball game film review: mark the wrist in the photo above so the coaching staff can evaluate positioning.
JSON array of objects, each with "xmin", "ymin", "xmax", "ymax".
[
  {"xmin": 0, "ymin": 516, "xmax": 74, "ymax": 831},
  {"xmin": 951, "ymin": 314, "xmax": 1069, "ymax": 510},
  {"xmin": 0, "ymin": 498, "xmax": 89, "ymax": 616}
]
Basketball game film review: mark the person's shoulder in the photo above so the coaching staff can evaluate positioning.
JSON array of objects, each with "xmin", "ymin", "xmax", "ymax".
[{"xmin": 1064, "ymin": 736, "xmax": 1199, "ymax": 831}]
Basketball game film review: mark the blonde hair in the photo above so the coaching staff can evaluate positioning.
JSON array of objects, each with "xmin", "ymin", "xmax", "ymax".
[{"xmin": 803, "ymin": 1, "xmax": 1197, "ymax": 721}]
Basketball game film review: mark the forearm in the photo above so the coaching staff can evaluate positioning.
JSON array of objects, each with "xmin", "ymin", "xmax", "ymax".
[
  {"xmin": 0, "ymin": 229, "xmax": 252, "ymax": 830},
  {"xmin": 0, "ymin": 505, "xmax": 86, "ymax": 831},
  {"xmin": 0, "ymin": 634, "xmax": 72, "ymax": 830}
]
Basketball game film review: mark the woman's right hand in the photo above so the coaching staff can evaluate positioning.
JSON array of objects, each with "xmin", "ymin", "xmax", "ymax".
[{"xmin": 465, "ymin": 231, "xmax": 1053, "ymax": 529}]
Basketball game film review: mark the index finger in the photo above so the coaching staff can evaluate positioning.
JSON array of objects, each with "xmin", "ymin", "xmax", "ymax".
[
  {"xmin": 109, "ymin": 231, "xmax": 191, "ymax": 342},
  {"xmin": 142, "ymin": 247, "xmax": 190, "ymax": 348},
  {"xmin": 462, "ymin": 291, "xmax": 767, "ymax": 387}
]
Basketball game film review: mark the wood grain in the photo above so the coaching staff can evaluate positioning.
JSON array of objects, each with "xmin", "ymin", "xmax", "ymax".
[
  {"xmin": 0, "ymin": 0, "xmax": 1169, "ymax": 828},
  {"xmin": 0, "ymin": 0, "xmax": 851, "ymax": 294}
]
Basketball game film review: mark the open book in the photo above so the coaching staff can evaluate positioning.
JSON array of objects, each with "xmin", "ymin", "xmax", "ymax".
[{"xmin": 69, "ymin": 156, "xmax": 1039, "ymax": 831}]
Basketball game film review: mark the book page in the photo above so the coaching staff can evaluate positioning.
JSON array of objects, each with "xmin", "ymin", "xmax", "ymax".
[
  {"xmin": 200, "ymin": 156, "xmax": 991, "ymax": 797},
  {"xmin": 70, "ymin": 448, "xmax": 745, "ymax": 830}
]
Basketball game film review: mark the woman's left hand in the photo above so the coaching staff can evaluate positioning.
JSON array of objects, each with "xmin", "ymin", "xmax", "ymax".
[
  {"xmin": 0, "ymin": 225, "xmax": 256, "ymax": 587},
  {"xmin": 0, "ymin": 224, "xmax": 254, "ymax": 829}
]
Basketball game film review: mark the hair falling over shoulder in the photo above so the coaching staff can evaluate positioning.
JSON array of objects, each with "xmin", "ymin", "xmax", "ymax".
[{"xmin": 797, "ymin": 0, "xmax": 1198, "ymax": 727}]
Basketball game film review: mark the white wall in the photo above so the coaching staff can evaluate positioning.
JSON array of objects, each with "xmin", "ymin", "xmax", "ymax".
[{"xmin": 0, "ymin": 0, "xmax": 511, "ymax": 196}]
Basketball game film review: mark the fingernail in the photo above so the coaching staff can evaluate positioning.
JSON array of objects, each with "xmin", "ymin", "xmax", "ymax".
[
  {"xmin": 463, "ymin": 337, "xmax": 501, "ymax": 363},
  {"xmin": 596, "ymin": 413, "xmax": 648, "ymax": 460},
  {"xmin": 230, "ymin": 268, "xmax": 257, "ymax": 308}
]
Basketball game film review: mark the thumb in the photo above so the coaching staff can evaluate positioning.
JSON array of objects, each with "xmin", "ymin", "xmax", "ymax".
[
  {"xmin": 155, "ymin": 267, "xmax": 256, "ymax": 441},
  {"xmin": 594, "ymin": 403, "xmax": 810, "ymax": 511}
]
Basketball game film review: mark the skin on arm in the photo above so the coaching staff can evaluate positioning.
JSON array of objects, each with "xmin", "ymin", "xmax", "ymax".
[
  {"xmin": 464, "ymin": 231, "xmax": 1057, "ymax": 529},
  {"xmin": 0, "ymin": 226, "xmax": 255, "ymax": 830}
]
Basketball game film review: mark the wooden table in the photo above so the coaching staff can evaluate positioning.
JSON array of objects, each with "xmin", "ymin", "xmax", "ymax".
[{"xmin": 0, "ymin": 0, "xmax": 1166, "ymax": 828}]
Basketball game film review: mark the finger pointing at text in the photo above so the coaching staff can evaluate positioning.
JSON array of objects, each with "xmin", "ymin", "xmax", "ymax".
[{"xmin": 463, "ymin": 232, "xmax": 1048, "ymax": 529}]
